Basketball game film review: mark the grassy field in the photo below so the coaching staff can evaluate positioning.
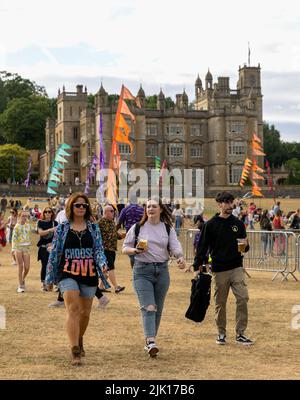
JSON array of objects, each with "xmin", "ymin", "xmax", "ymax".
[{"xmin": 1, "ymin": 197, "xmax": 300, "ymax": 380}]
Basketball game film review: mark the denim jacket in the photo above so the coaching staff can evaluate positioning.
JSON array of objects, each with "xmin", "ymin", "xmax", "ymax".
[{"xmin": 45, "ymin": 221, "xmax": 110, "ymax": 289}]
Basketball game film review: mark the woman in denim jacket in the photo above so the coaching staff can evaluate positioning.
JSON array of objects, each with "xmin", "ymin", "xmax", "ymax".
[{"xmin": 46, "ymin": 192, "xmax": 109, "ymax": 366}]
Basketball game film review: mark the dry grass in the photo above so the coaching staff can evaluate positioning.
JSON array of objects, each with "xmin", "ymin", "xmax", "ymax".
[{"xmin": 1, "ymin": 197, "xmax": 300, "ymax": 380}]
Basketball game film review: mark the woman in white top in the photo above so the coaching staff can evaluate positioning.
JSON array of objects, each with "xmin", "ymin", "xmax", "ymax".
[
  {"xmin": 123, "ymin": 197, "xmax": 186, "ymax": 358},
  {"xmin": 12, "ymin": 211, "xmax": 32, "ymax": 293},
  {"xmin": 172, "ymin": 204, "xmax": 185, "ymax": 236}
]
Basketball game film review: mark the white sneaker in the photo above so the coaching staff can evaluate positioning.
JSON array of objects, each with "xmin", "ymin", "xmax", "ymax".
[
  {"xmin": 144, "ymin": 341, "xmax": 159, "ymax": 358},
  {"xmin": 96, "ymin": 295, "xmax": 110, "ymax": 309},
  {"xmin": 48, "ymin": 300, "xmax": 65, "ymax": 308},
  {"xmin": 11, "ymin": 261, "xmax": 17, "ymax": 266},
  {"xmin": 17, "ymin": 287, "xmax": 25, "ymax": 293}
]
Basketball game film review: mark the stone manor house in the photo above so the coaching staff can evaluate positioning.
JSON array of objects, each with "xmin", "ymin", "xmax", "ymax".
[{"xmin": 40, "ymin": 64, "xmax": 263, "ymax": 189}]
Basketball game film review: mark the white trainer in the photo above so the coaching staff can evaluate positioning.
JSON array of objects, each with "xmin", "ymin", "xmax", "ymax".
[
  {"xmin": 96, "ymin": 295, "xmax": 110, "ymax": 309},
  {"xmin": 17, "ymin": 287, "xmax": 25, "ymax": 293},
  {"xmin": 48, "ymin": 300, "xmax": 65, "ymax": 308},
  {"xmin": 144, "ymin": 342, "xmax": 159, "ymax": 358}
]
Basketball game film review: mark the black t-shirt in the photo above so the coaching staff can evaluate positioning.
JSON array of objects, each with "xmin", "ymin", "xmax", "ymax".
[
  {"xmin": 59, "ymin": 228, "xmax": 98, "ymax": 286},
  {"xmin": 37, "ymin": 220, "xmax": 58, "ymax": 246}
]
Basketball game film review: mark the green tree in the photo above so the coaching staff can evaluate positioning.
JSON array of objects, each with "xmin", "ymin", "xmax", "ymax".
[
  {"xmin": 0, "ymin": 96, "xmax": 51, "ymax": 149},
  {"xmin": 285, "ymin": 158, "xmax": 300, "ymax": 184},
  {"xmin": 165, "ymin": 96, "xmax": 175, "ymax": 109},
  {"xmin": 263, "ymin": 123, "xmax": 283, "ymax": 167},
  {"xmin": 0, "ymin": 144, "xmax": 29, "ymax": 183},
  {"xmin": 0, "ymin": 71, "xmax": 47, "ymax": 112},
  {"xmin": 87, "ymin": 94, "xmax": 95, "ymax": 109},
  {"xmin": 145, "ymin": 95, "xmax": 157, "ymax": 109}
]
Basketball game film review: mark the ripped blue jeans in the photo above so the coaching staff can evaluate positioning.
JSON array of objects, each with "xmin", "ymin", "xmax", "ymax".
[{"xmin": 133, "ymin": 261, "xmax": 170, "ymax": 338}]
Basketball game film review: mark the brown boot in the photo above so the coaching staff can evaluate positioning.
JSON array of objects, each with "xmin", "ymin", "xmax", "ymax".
[
  {"xmin": 71, "ymin": 346, "xmax": 82, "ymax": 366},
  {"xmin": 79, "ymin": 337, "xmax": 85, "ymax": 357}
]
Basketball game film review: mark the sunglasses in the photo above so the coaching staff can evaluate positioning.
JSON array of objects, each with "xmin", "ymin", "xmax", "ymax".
[
  {"xmin": 44, "ymin": 210, "xmax": 52, "ymax": 214},
  {"xmin": 73, "ymin": 203, "xmax": 89, "ymax": 209}
]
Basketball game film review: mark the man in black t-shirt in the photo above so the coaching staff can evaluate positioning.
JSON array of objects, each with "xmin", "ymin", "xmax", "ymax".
[{"xmin": 194, "ymin": 191, "xmax": 254, "ymax": 346}]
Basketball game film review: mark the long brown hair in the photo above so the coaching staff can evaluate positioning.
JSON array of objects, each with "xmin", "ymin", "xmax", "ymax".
[
  {"xmin": 139, "ymin": 197, "xmax": 173, "ymax": 227},
  {"xmin": 42, "ymin": 207, "xmax": 55, "ymax": 221},
  {"xmin": 65, "ymin": 192, "xmax": 92, "ymax": 221}
]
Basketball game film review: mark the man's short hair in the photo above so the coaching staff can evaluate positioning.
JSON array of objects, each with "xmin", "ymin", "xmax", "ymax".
[{"xmin": 215, "ymin": 191, "xmax": 235, "ymax": 203}]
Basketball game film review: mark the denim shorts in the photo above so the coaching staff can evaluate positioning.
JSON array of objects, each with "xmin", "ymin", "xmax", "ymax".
[{"xmin": 59, "ymin": 278, "xmax": 97, "ymax": 298}]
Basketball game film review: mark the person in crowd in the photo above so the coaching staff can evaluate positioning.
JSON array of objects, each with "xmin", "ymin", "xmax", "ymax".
[
  {"xmin": 273, "ymin": 201, "xmax": 281, "ymax": 215},
  {"xmin": 116, "ymin": 196, "xmax": 144, "ymax": 268},
  {"xmin": 259, "ymin": 209, "xmax": 273, "ymax": 256},
  {"xmin": 45, "ymin": 193, "xmax": 109, "ymax": 366},
  {"xmin": 193, "ymin": 191, "xmax": 254, "ymax": 346},
  {"xmin": 273, "ymin": 209, "xmax": 285, "ymax": 256},
  {"xmin": 9, "ymin": 198, "xmax": 15, "ymax": 209},
  {"xmin": 0, "ymin": 195, "xmax": 8, "ymax": 214},
  {"xmin": 122, "ymin": 197, "xmax": 186, "ymax": 358},
  {"xmin": 12, "ymin": 211, "xmax": 32, "ymax": 293},
  {"xmin": 37, "ymin": 207, "xmax": 58, "ymax": 291},
  {"xmin": 248, "ymin": 211, "xmax": 255, "ymax": 230},
  {"xmin": 98, "ymin": 204, "xmax": 126, "ymax": 294},
  {"xmin": 6, "ymin": 208, "xmax": 18, "ymax": 265},
  {"xmin": 290, "ymin": 209, "xmax": 300, "ymax": 230},
  {"xmin": 172, "ymin": 203, "xmax": 185, "ymax": 236},
  {"xmin": 48, "ymin": 199, "xmax": 109, "ymax": 309},
  {"xmin": 0, "ymin": 212, "xmax": 6, "ymax": 266}
]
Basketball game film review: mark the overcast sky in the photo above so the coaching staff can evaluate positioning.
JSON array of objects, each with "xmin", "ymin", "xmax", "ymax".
[{"xmin": 0, "ymin": 0, "xmax": 299, "ymax": 142}]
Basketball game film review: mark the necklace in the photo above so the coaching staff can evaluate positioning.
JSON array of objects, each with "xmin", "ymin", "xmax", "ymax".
[{"xmin": 71, "ymin": 228, "xmax": 87, "ymax": 249}]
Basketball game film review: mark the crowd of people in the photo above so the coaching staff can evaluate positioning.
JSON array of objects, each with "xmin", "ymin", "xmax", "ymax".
[
  {"xmin": 0, "ymin": 192, "xmax": 187, "ymax": 365},
  {"xmin": 1, "ymin": 191, "xmax": 300, "ymax": 365}
]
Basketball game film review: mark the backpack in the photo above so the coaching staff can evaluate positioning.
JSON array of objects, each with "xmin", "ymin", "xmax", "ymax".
[{"xmin": 134, "ymin": 222, "xmax": 171, "ymax": 253}]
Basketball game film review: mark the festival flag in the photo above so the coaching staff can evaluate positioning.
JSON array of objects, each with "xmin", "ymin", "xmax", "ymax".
[
  {"xmin": 239, "ymin": 158, "xmax": 252, "ymax": 187},
  {"xmin": 48, "ymin": 181, "xmax": 58, "ymax": 188},
  {"xmin": 106, "ymin": 141, "xmax": 120, "ymax": 204},
  {"xmin": 119, "ymin": 98, "xmax": 136, "ymax": 122},
  {"xmin": 84, "ymin": 154, "xmax": 98, "ymax": 195},
  {"xmin": 265, "ymin": 159, "xmax": 275, "ymax": 194},
  {"xmin": 253, "ymin": 132, "xmax": 261, "ymax": 143},
  {"xmin": 252, "ymin": 159, "xmax": 265, "ymax": 173},
  {"xmin": 106, "ymin": 84, "xmax": 142, "ymax": 203},
  {"xmin": 252, "ymin": 171, "xmax": 264, "ymax": 180},
  {"xmin": 114, "ymin": 114, "xmax": 133, "ymax": 152},
  {"xmin": 122, "ymin": 85, "xmax": 142, "ymax": 109},
  {"xmin": 252, "ymin": 181, "xmax": 263, "ymax": 197},
  {"xmin": 252, "ymin": 139, "xmax": 265, "ymax": 156},
  {"xmin": 47, "ymin": 143, "xmax": 71, "ymax": 195},
  {"xmin": 60, "ymin": 143, "xmax": 72, "ymax": 150},
  {"xmin": 47, "ymin": 187, "xmax": 57, "ymax": 195},
  {"xmin": 25, "ymin": 157, "xmax": 32, "ymax": 189}
]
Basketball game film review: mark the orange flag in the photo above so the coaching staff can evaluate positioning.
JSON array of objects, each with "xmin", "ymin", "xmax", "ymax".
[
  {"xmin": 120, "ymin": 98, "xmax": 135, "ymax": 122},
  {"xmin": 252, "ymin": 148, "xmax": 266, "ymax": 156},
  {"xmin": 106, "ymin": 141, "xmax": 120, "ymax": 205},
  {"xmin": 252, "ymin": 181, "xmax": 263, "ymax": 197},
  {"xmin": 114, "ymin": 114, "xmax": 133, "ymax": 152},
  {"xmin": 253, "ymin": 132, "xmax": 261, "ymax": 143},
  {"xmin": 245, "ymin": 158, "xmax": 253, "ymax": 167},
  {"xmin": 252, "ymin": 160, "xmax": 264, "ymax": 173},
  {"xmin": 122, "ymin": 85, "xmax": 142, "ymax": 108},
  {"xmin": 252, "ymin": 171, "xmax": 264, "ymax": 180}
]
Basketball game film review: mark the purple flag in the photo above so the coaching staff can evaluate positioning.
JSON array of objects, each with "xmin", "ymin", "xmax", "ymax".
[{"xmin": 25, "ymin": 157, "xmax": 32, "ymax": 189}]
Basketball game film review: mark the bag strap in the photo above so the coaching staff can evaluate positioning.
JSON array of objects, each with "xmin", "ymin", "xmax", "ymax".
[{"xmin": 134, "ymin": 222, "xmax": 170, "ymax": 252}]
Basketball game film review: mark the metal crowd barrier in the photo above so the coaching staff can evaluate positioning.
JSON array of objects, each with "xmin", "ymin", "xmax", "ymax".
[
  {"xmin": 183, "ymin": 228, "xmax": 300, "ymax": 281},
  {"xmin": 244, "ymin": 230, "xmax": 298, "ymax": 281},
  {"xmin": 297, "ymin": 234, "xmax": 300, "ymax": 273}
]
